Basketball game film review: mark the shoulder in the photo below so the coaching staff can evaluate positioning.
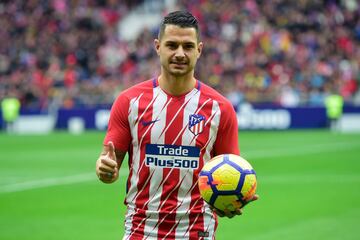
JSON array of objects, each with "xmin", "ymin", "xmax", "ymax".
[
  {"xmin": 114, "ymin": 79, "xmax": 155, "ymax": 104},
  {"xmin": 199, "ymin": 81, "xmax": 234, "ymax": 110},
  {"xmin": 110, "ymin": 79, "xmax": 155, "ymax": 113}
]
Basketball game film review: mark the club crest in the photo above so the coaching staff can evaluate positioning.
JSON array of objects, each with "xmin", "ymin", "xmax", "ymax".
[{"xmin": 189, "ymin": 114, "xmax": 206, "ymax": 136}]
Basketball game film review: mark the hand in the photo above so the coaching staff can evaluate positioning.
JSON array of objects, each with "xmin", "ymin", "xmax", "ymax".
[
  {"xmin": 211, "ymin": 194, "xmax": 259, "ymax": 218},
  {"xmin": 96, "ymin": 141, "xmax": 118, "ymax": 183}
]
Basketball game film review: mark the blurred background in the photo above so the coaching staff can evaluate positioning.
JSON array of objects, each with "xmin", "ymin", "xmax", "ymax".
[
  {"xmin": 0, "ymin": 0, "xmax": 360, "ymax": 133},
  {"xmin": 0, "ymin": 1, "xmax": 360, "ymax": 240}
]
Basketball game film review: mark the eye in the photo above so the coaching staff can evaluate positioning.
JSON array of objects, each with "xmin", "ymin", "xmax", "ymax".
[
  {"xmin": 184, "ymin": 44, "xmax": 195, "ymax": 50},
  {"xmin": 166, "ymin": 43, "xmax": 178, "ymax": 50}
]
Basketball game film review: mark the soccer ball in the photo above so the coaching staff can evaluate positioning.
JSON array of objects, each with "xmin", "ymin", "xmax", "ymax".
[{"xmin": 198, "ymin": 154, "xmax": 257, "ymax": 213}]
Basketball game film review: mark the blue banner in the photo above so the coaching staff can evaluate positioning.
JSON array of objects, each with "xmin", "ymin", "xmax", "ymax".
[{"xmin": 1, "ymin": 105, "xmax": 360, "ymax": 130}]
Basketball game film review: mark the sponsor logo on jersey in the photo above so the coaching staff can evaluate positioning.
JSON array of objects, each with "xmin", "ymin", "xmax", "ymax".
[
  {"xmin": 189, "ymin": 114, "xmax": 205, "ymax": 136},
  {"xmin": 145, "ymin": 144, "xmax": 200, "ymax": 169},
  {"xmin": 141, "ymin": 119, "xmax": 160, "ymax": 126}
]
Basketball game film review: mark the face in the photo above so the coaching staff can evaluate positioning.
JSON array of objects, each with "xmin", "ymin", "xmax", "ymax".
[{"xmin": 155, "ymin": 24, "xmax": 203, "ymax": 77}]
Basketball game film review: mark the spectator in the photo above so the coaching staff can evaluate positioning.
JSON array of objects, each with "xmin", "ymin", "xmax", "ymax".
[
  {"xmin": 1, "ymin": 91, "xmax": 21, "ymax": 133},
  {"xmin": 0, "ymin": 0, "xmax": 359, "ymax": 109}
]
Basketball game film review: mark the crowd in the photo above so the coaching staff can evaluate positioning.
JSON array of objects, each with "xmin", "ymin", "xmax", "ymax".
[
  {"xmin": 179, "ymin": 0, "xmax": 360, "ymax": 107},
  {"xmin": 0, "ymin": 0, "xmax": 144, "ymax": 110},
  {"xmin": 0, "ymin": 0, "xmax": 359, "ymax": 110}
]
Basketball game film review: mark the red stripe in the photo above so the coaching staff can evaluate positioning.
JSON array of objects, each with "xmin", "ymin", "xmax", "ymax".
[
  {"xmin": 127, "ymin": 215, "xmax": 150, "ymax": 240},
  {"xmin": 189, "ymin": 96, "xmax": 215, "ymax": 236},
  {"xmin": 130, "ymin": 90, "xmax": 154, "ymax": 236},
  {"xmin": 157, "ymin": 97, "xmax": 186, "ymax": 239},
  {"xmin": 132, "ymin": 96, "xmax": 173, "ymax": 198},
  {"xmin": 187, "ymin": 177, "xmax": 205, "ymax": 238},
  {"xmin": 173, "ymin": 97, "xmax": 211, "ymax": 145}
]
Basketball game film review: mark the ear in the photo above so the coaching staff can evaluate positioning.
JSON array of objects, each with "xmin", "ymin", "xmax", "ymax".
[
  {"xmin": 154, "ymin": 39, "xmax": 161, "ymax": 56},
  {"xmin": 197, "ymin": 41, "xmax": 203, "ymax": 59}
]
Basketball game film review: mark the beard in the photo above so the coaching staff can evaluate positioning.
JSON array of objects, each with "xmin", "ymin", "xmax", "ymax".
[{"xmin": 165, "ymin": 60, "xmax": 194, "ymax": 77}]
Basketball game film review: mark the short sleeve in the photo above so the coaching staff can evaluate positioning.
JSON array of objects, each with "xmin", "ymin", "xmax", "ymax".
[
  {"xmin": 104, "ymin": 94, "xmax": 132, "ymax": 152},
  {"xmin": 213, "ymin": 102, "xmax": 240, "ymax": 155}
]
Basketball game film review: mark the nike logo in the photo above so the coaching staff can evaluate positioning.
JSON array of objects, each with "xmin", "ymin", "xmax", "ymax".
[{"xmin": 141, "ymin": 119, "xmax": 160, "ymax": 126}]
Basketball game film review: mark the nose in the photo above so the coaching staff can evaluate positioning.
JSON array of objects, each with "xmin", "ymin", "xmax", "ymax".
[{"xmin": 174, "ymin": 46, "xmax": 185, "ymax": 59}]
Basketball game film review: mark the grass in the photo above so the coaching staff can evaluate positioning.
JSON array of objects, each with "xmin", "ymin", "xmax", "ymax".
[{"xmin": 0, "ymin": 130, "xmax": 359, "ymax": 239}]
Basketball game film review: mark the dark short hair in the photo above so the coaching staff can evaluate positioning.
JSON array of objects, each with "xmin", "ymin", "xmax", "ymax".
[{"xmin": 158, "ymin": 11, "xmax": 200, "ymax": 41}]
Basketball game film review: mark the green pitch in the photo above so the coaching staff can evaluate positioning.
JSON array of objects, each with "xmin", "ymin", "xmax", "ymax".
[{"xmin": 0, "ymin": 130, "xmax": 359, "ymax": 239}]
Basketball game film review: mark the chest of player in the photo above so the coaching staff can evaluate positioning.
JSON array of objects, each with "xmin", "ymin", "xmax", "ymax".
[{"xmin": 133, "ymin": 101, "xmax": 220, "ymax": 149}]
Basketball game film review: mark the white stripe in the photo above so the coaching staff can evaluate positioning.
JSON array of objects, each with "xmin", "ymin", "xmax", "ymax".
[
  {"xmin": 199, "ymin": 108, "xmax": 220, "ymax": 152},
  {"xmin": 136, "ymin": 92, "xmax": 158, "ymax": 125},
  {"xmin": 158, "ymin": 94, "xmax": 189, "ymax": 140},
  {"xmin": 0, "ymin": 170, "xmax": 128, "ymax": 194},
  {"xmin": 126, "ymin": 88, "xmax": 169, "ymax": 239},
  {"xmin": 199, "ymin": 121, "xmax": 203, "ymax": 134},
  {"xmin": 203, "ymin": 100, "xmax": 220, "ymax": 161},
  {"xmin": 144, "ymin": 89, "xmax": 201, "ymax": 239},
  {"xmin": 202, "ymin": 100, "xmax": 220, "ymax": 234},
  {"xmin": 127, "ymin": 91, "xmax": 165, "ymax": 202},
  {"xmin": 159, "ymin": 181, "xmax": 201, "ymax": 240},
  {"xmin": 126, "ymin": 96, "xmax": 141, "ymax": 202},
  {"xmin": 203, "ymin": 210, "xmax": 216, "ymax": 239},
  {"xmin": 128, "ymin": 96, "xmax": 171, "ymax": 201},
  {"xmin": 143, "ymin": 86, "xmax": 168, "ymax": 239},
  {"xmin": 173, "ymin": 98, "xmax": 211, "ymax": 144},
  {"xmin": 174, "ymin": 89, "xmax": 201, "ymax": 239},
  {"xmin": 125, "ymin": 213, "xmax": 149, "ymax": 240},
  {"xmin": 143, "ymin": 91, "xmax": 196, "ymax": 238},
  {"xmin": 128, "ymin": 93, "xmax": 143, "ymax": 115},
  {"xmin": 131, "ymin": 96, "xmax": 173, "ymax": 199},
  {"xmin": 156, "ymin": 97, "xmax": 212, "ymax": 238},
  {"xmin": 125, "ymin": 95, "xmax": 141, "ymax": 235}
]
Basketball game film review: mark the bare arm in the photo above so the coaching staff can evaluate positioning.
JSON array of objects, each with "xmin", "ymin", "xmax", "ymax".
[{"xmin": 96, "ymin": 141, "xmax": 126, "ymax": 184}]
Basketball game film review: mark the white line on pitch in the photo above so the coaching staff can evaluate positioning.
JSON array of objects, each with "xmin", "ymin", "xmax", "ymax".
[
  {"xmin": 0, "ymin": 170, "xmax": 128, "ymax": 194},
  {"xmin": 1, "ymin": 141, "xmax": 359, "ymax": 194},
  {"xmin": 242, "ymin": 142, "xmax": 359, "ymax": 159},
  {"xmin": 260, "ymin": 174, "xmax": 360, "ymax": 184}
]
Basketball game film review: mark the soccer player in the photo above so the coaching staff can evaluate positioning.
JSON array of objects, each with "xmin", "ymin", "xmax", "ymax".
[{"xmin": 96, "ymin": 10, "xmax": 258, "ymax": 239}]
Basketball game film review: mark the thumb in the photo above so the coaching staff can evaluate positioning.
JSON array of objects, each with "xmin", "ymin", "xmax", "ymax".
[{"xmin": 105, "ymin": 141, "xmax": 116, "ymax": 160}]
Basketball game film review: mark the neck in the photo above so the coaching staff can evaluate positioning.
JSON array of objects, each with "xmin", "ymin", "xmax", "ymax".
[{"xmin": 158, "ymin": 71, "xmax": 196, "ymax": 96}]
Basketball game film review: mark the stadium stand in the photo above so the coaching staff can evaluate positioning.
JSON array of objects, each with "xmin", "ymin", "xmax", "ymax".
[{"xmin": 0, "ymin": 0, "xmax": 359, "ymax": 110}]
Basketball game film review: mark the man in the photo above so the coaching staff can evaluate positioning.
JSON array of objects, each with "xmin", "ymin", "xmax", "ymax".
[
  {"xmin": 325, "ymin": 92, "xmax": 344, "ymax": 131},
  {"xmin": 1, "ymin": 94, "xmax": 21, "ymax": 133},
  {"xmin": 96, "ymin": 11, "xmax": 258, "ymax": 239}
]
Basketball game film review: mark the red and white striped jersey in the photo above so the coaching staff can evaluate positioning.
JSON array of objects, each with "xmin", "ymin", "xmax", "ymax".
[{"xmin": 104, "ymin": 78, "xmax": 239, "ymax": 240}]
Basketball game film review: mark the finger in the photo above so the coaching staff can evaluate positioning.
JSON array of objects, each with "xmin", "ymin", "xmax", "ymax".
[
  {"xmin": 98, "ymin": 170, "xmax": 114, "ymax": 177},
  {"xmin": 235, "ymin": 208, "xmax": 243, "ymax": 215},
  {"xmin": 223, "ymin": 209, "xmax": 234, "ymax": 218},
  {"xmin": 98, "ymin": 172, "xmax": 115, "ymax": 181},
  {"xmin": 101, "ymin": 157, "xmax": 118, "ymax": 169},
  {"xmin": 98, "ymin": 164, "xmax": 117, "ymax": 174},
  {"xmin": 248, "ymin": 194, "xmax": 259, "ymax": 203},
  {"xmin": 209, "ymin": 205, "xmax": 227, "ymax": 217},
  {"xmin": 105, "ymin": 141, "xmax": 116, "ymax": 160},
  {"xmin": 215, "ymin": 209, "xmax": 225, "ymax": 217}
]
